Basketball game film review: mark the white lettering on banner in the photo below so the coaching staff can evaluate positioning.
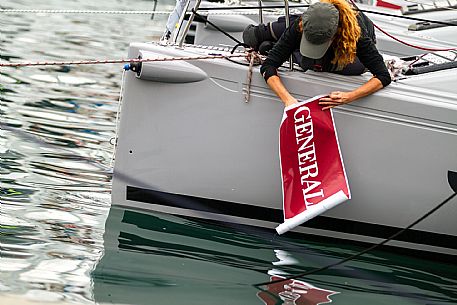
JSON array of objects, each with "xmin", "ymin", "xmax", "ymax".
[{"xmin": 293, "ymin": 106, "xmax": 324, "ymax": 206}]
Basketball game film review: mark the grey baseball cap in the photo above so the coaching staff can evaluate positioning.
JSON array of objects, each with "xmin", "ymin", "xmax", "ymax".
[{"xmin": 300, "ymin": 2, "xmax": 339, "ymax": 59}]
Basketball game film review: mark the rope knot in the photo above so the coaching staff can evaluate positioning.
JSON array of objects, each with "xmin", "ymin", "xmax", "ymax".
[{"xmin": 246, "ymin": 49, "xmax": 263, "ymax": 65}]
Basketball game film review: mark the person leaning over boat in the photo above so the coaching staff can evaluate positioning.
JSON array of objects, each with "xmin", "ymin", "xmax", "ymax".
[{"xmin": 256, "ymin": 0, "xmax": 391, "ymax": 109}]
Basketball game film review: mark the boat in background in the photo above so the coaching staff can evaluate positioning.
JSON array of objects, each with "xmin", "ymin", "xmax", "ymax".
[
  {"xmin": 110, "ymin": 0, "xmax": 457, "ymax": 259},
  {"xmin": 185, "ymin": 0, "xmax": 457, "ymax": 56}
]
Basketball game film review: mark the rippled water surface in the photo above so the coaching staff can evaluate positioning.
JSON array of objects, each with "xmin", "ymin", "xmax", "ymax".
[
  {"xmin": 1, "ymin": 0, "xmax": 168, "ymax": 302},
  {"xmin": 1, "ymin": 1, "xmax": 456, "ymax": 304}
]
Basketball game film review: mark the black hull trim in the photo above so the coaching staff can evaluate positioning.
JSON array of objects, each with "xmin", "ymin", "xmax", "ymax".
[{"xmin": 126, "ymin": 186, "xmax": 457, "ymax": 251}]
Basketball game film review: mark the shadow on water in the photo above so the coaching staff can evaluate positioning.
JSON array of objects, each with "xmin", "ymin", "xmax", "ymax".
[{"xmin": 93, "ymin": 206, "xmax": 457, "ymax": 305}]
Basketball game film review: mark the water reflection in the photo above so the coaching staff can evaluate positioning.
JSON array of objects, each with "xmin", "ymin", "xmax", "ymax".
[
  {"xmin": 258, "ymin": 250, "xmax": 339, "ymax": 305},
  {"xmin": 257, "ymin": 276, "xmax": 338, "ymax": 305},
  {"xmin": 93, "ymin": 207, "xmax": 457, "ymax": 305}
]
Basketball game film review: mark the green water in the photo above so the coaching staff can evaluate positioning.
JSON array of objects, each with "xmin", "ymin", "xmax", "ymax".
[
  {"xmin": 0, "ymin": 0, "xmax": 456, "ymax": 304},
  {"xmin": 93, "ymin": 207, "xmax": 456, "ymax": 305}
]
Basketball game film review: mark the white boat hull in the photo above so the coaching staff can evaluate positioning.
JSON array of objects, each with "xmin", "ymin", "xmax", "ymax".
[{"xmin": 112, "ymin": 43, "xmax": 457, "ymax": 258}]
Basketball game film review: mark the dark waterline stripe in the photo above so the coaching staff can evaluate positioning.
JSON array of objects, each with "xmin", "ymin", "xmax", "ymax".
[{"xmin": 126, "ymin": 186, "xmax": 457, "ymax": 250}]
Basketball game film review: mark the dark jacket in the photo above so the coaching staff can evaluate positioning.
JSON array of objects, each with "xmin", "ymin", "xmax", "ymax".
[{"xmin": 260, "ymin": 14, "xmax": 391, "ymax": 87}]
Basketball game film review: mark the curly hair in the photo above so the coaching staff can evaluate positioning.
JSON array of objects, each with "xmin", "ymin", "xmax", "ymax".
[
  {"xmin": 323, "ymin": 0, "xmax": 361, "ymax": 69},
  {"xmin": 299, "ymin": 0, "xmax": 361, "ymax": 69}
]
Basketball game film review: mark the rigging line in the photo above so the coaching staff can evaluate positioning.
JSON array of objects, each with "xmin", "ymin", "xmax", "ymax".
[
  {"xmin": 191, "ymin": 9, "xmax": 247, "ymax": 47},
  {"xmin": 199, "ymin": 5, "xmax": 311, "ymax": 10},
  {"xmin": 351, "ymin": 0, "xmax": 457, "ymax": 52},
  {"xmin": 150, "ymin": 0, "xmax": 159, "ymax": 20},
  {"xmin": 0, "ymin": 7, "xmax": 294, "ymax": 16},
  {"xmin": 254, "ymin": 191, "xmax": 457, "ymax": 287},
  {"xmin": 0, "ymin": 8, "xmax": 296, "ymax": 16},
  {"xmin": 349, "ymin": 0, "xmax": 457, "ymax": 55},
  {"xmin": 0, "ymin": 53, "xmax": 246, "ymax": 68},
  {"xmin": 197, "ymin": 5, "xmax": 457, "ymax": 26},
  {"xmin": 373, "ymin": 23, "xmax": 457, "ymax": 51},
  {"xmin": 358, "ymin": 8, "xmax": 457, "ymax": 26},
  {"xmin": 0, "ymin": 9, "xmax": 173, "ymax": 14},
  {"xmin": 0, "ymin": 8, "xmax": 302, "ymax": 16},
  {"xmin": 3, "ymin": 8, "xmax": 456, "ymax": 26},
  {"xmin": 358, "ymin": 2, "xmax": 457, "ymax": 52},
  {"xmin": 402, "ymin": 0, "xmax": 457, "ymax": 11}
]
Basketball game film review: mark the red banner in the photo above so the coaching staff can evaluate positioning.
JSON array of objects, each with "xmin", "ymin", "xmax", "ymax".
[{"xmin": 276, "ymin": 96, "xmax": 350, "ymax": 234}]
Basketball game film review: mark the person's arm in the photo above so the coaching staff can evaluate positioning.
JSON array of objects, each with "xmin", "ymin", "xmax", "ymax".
[
  {"xmin": 260, "ymin": 19, "xmax": 301, "ymax": 106},
  {"xmin": 319, "ymin": 77, "xmax": 383, "ymax": 110},
  {"xmin": 266, "ymin": 75, "xmax": 298, "ymax": 107},
  {"xmin": 319, "ymin": 32, "xmax": 390, "ymax": 110}
]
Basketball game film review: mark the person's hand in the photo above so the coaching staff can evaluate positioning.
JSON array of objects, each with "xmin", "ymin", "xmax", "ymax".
[
  {"xmin": 284, "ymin": 97, "xmax": 298, "ymax": 107},
  {"xmin": 319, "ymin": 91, "xmax": 354, "ymax": 110}
]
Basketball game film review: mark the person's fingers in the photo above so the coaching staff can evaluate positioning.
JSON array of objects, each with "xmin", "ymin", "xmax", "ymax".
[
  {"xmin": 319, "ymin": 97, "xmax": 332, "ymax": 102},
  {"xmin": 318, "ymin": 101, "xmax": 338, "ymax": 106},
  {"xmin": 329, "ymin": 92, "xmax": 341, "ymax": 99},
  {"xmin": 322, "ymin": 105, "xmax": 335, "ymax": 111},
  {"xmin": 320, "ymin": 99, "xmax": 344, "ymax": 105}
]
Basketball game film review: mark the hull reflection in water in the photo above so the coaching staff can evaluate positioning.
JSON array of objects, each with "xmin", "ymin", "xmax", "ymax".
[
  {"xmin": 93, "ymin": 207, "xmax": 457, "ymax": 305},
  {"xmin": 257, "ymin": 276, "xmax": 338, "ymax": 305}
]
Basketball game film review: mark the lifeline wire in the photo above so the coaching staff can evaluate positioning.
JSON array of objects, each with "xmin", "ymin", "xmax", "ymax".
[
  {"xmin": 254, "ymin": 191, "xmax": 457, "ymax": 287},
  {"xmin": 0, "ymin": 9, "xmax": 297, "ymax": 16},
  {"xmin": 3, "ymin": 7, "xmax": 457, "ymax": 26},
  {"xmin": 0, "ymin": 9, "xmax": 172, "ymax": 15}
]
